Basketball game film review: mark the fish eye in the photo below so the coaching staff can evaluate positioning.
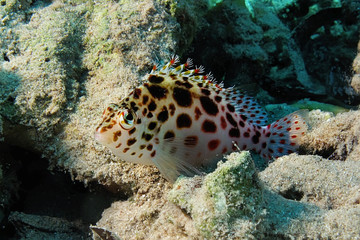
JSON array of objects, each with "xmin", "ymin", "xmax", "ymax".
[{"xmin": 119, "ymin": 110, "xmax": 135, "ymax": 130}]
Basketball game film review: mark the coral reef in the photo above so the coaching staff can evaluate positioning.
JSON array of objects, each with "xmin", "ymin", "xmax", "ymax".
[
  {"xmin": 167, "ymin": 152, "xmax": 360, "ymax": 239},
  {"xmin": 0, "ymin": 0, "xmax": 359, "ymax": 239}
]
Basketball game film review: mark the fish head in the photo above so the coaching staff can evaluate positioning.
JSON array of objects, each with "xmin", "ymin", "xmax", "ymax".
[{"xmin": 95, "ymin": 103, "xmax": 136, "ymax": 148}]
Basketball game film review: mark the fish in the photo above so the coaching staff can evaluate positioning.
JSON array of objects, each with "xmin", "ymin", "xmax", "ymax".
[{"xmin": 95, "ymin": 56, "xmax": 307, "ymax": 182}]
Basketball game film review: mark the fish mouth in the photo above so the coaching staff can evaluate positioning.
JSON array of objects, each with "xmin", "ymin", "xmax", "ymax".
[{"xmin": 94, "ymin": 129, "xmax": 103, "ymax": 143}]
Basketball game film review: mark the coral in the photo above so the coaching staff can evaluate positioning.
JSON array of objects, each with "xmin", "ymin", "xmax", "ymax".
[
  {"xmin": 0, "ymin": 0, "xmax": 208, "ymax": 194},
  {"xmin": 168, "ymin": 151, "xmax": 360, "ymax": 239},
  {"xmin": 304, "ymin": 110, "xmax": 360, "ymax": 161}
]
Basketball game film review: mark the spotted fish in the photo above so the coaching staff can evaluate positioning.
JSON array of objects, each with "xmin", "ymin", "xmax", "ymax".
[{"xmin": 95, "ymin": 56, "xmax": 307, "ymax": 182}]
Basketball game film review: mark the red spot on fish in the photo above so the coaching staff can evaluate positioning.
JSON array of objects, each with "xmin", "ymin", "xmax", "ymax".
[
  {"xmin": 287, "ymin": 128, "xmax": 291, "ymax": 131},
  {"xmin": 278, "ymin": 148, "xmax": 284, "ymax": 153},
  {"xmin": 220, "ymin": 116, "xmax": 227, "ymax": 129},
  {"xmin": 291, "ymin": 135, "xmax": 297, "ymax": 139},
  {"xmin": 208, "ymin": 139, "xmax": 220, "ymax": 150}
]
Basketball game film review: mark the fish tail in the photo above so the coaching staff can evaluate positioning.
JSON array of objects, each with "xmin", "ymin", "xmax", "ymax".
[{"xmin": 259, "ymin": 110, "xmax": 308, "ymax": 160}]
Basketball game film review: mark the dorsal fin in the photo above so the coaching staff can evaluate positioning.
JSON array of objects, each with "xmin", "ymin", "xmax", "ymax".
[{"xmin": 224, "ymin": 88, "xmax": 268, "ymax": 126}]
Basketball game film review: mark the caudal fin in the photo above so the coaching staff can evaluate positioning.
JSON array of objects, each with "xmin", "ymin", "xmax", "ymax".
[{"xmin": 260, "ymin": 110, "xmax": 308, "ymax": 160}]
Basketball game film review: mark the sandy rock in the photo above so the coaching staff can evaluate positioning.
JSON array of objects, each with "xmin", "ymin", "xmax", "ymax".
[
  {"xmin": 304, "ymin": 110, "xmax": 360, "ymax": 161},
  {"xmin": 167, "ymin": 151, "xmax": 360, "ymax": 239},
  {"xmin": 0, "ymin": 0, "xmax": 207, "ymax": 195},
  {"xmin": 259, "ymin": 154, "xmax": 360, "ymax": 209}
]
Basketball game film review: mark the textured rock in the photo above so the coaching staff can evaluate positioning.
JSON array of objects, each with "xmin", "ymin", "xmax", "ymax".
[
  {"xmin": 0, "ymin": 1, "xmax": 359, "ymax": 239},
  {"xmin": 0, "ymin": 0, "xmax": 204, "ymax": 195},
  {"xmin": 304, "ymin": 110, "xmax": 360, "ymax": 161},
  {"xmin": 351, "ymin": 41, "xmax": 360, "ymax": 93},
  {"xmin": 259, "ymin": 154, "xmax": 360, "ymax": 209},
  {"xmin": 167, "ymin": 152, "xmax": 360, "ymax": 239}
]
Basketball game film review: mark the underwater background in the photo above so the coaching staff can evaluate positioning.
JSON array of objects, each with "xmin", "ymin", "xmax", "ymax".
[{"xmin": 0, "ymin": 0, "xmax": 359, "ymax": 239}]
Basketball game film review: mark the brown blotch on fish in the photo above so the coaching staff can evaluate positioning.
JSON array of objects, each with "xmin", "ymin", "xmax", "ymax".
[
  {"xmin": 169, "ymin": 103, "xmax": 176, "ymax": 116},
  {"xmin": 150, "ymin": 150, "xmax": 156, "ymax": 157},
  {"xmin": 142, "ymin": 132, "xmax": 153, "ymax": 141},
  {"xmin": 176, "ymin": 113, "xmax": 192, "ymax": 128},
  {"xmin": 145, "ymin": 84, "xmax": 168, "ymax": 100},
  {"xmin": 227, "ymin": 103, "xmax": 235, "ymax": 112},
  {"xmin": 164, "ymin": 130, "xmax": 175, "ymax": 140},
  {"xmin": 148, "ymin": 75, "xmax": 165, "ymax": 84},
  {"xmin": 148, "ymin": 122, "xmax": 157, "ymax": 130},
  {"xmin": 127, "ymin": 138, "xmax": 137, "ymax": 146},
  {"xmin": 173, "ymin": 87, "xmax": 192, "ymax": 107},
  {"xmin": 157, "ymin": 106, "xmax": 169, "ymax": 122},
  {"xmin": 142, "ymin": 95, "xmax": 149, "ymax": 105},
  {"xmin": 200, "ymin": 96, "xmax": 218, "ymax": 116},
  {"xmin": 202, "ymin": 119, "xmax": 217, "ymax": 133},
  {"xmin": 129, "ymin": 127, "xmax": 136, "ymax": 135},
  {"xmin": 229, "ymin": 128, "xmax": 240, "ymax": 138},
  {"xmin": 215, "ymin": 95, "xmax": 222, "ymax": 103},
  {"xmin": 175, "ymin": 80, "xmax": 193, "ymax": 89},
  {"xmin": 195, "ymin": 107, "xmax": 202, "ymax": 120},
  {"xmin": 148, "ymin": 100, "xmax": 157, "ymax": 112},
  {"xmin": 226, "ymin": 113, "xmax": 237, "ymax": 127},
  {"xmin": 201, "ymin": 88, "xmax": 211, "ymax": 96},
  {"xmin": 113, "ymin": 130, "xmax": 122, "ymax": 142},
  {"xmin": 147, "ymin": 144, "xmax": 153, "ymax": 151},
  {"xmin": 133, "ymin": 88, "xmax": 142, "ymax": 99}
]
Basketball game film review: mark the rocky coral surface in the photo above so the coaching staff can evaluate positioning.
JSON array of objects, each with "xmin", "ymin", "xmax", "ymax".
[{"xmin": 0, "ymin": 0, "xmax": 359, "ymax": 239}]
